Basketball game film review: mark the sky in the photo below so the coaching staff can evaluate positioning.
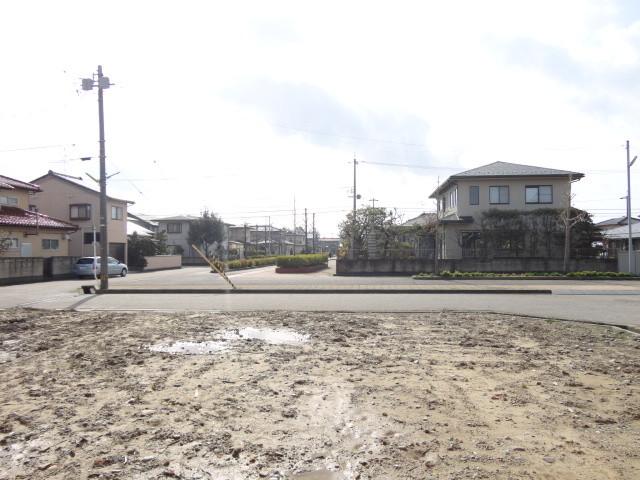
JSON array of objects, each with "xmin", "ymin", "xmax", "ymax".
[{"xmin": 1, "ymin": 0, "xmax": 640, "ymax": 237}]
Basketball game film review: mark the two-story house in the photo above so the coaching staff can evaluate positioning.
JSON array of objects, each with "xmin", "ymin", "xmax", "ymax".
[
  {"xmin": 429, "ymin": 161, "xmax": 584, "ymax": 259},
  {"xmin": 1, "ymin": 175, "xmax": 77, "ymax": 257},
  {"xmin": 30, "ymin": 171, "xmax": 132, "ymax": 262}
]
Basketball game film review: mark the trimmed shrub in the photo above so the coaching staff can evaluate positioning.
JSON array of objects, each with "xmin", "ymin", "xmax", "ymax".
[
  {"xmin": 226, "ymin": 256, "xmax": 278, "ymax": 270},
  {"xmin": 276, "ymin": 253, "xmax": 329, "ymax": 268},
  {"xmin": 414, "ymin": 270, "xmax": 635, "ymax": 279}
]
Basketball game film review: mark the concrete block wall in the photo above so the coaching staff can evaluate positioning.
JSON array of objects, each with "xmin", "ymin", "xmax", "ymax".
[
  {"xmin": 0, "ymin": 257, "xmax": 80, "ymax": 285},
  {"xmin": 143, "ymin": 255, "xmax": 182, "ymax": 271}
]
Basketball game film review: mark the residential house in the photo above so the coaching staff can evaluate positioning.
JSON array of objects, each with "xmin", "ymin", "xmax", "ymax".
[
  {"xmin": 398, "ymin": 212, "xmax": 437, "ymax": 258},
  {"xmin": 596, "ymin": 216, "xmax": 640, "ymax": 231},
  {"xmin": 153, "ymin": 215, "xmax": 230, "ymax": 259},
  {"xmin": 602, "ymin": 223, "xmax": 640, "ymax": 256},
  {"xmin": 128, "ymin": 212, "xmax": 158, "ymax": 237},
  {"xmin": 1, "ymin": 175, "xmax": 77, "ymax": 257},
  {"xmin": 30, "ymin": 170, "xmax": 132, "ymax": 262},
  {"xmin": 429, "ymin": 161, "xmax": 584, "ymax": 259}
]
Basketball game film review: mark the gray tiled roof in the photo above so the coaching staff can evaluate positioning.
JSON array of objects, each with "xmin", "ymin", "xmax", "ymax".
[
  {"xmin": 430, "ymin": 161, "xmax": 584, "ymax": 198},
  {"xmin": 453, "ymin": 161, "xmax": 583, "ymax": 178},
  {"xmin": 152, "ymin": 215, "xmax": 200, "ymax": 222},
  {"xmin": 595, "ymin": 216, "xmax": 640, "ymax": 227},
  {"xmin": 401, "ymin": 212, "xmax": 437, "ymax": 227},
  {"xmin": 602, "ymin": 222, "xmax": 640, "ymax": 239}
]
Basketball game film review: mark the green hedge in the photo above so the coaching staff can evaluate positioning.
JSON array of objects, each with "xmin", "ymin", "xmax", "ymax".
[
  {"xmin": 226, "ymin": 256, "xmax": 278, "ymax": 270},
  {"xmin": 276, "ymin": 253, "xmax": 329, "ymax": 268},
  {"xmin": 414, "ymin": 270, "xmax": 634, "ymax": 279}
]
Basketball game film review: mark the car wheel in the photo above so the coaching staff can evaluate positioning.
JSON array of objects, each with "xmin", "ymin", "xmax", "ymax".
[{"xmin": 120, "ymin": 268, "xmax": 127, "ymax": 277}]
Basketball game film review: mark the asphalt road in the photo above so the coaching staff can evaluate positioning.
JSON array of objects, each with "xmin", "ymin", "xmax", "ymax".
[{"xmin": 1, "ymin": 260, "xmax": 639, "ymax": 328}]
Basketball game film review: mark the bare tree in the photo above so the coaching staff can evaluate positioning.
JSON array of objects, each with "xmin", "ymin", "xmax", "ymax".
[{"xmin": 561, "ymin": 192, "xmax": 587, "ymax": 273}]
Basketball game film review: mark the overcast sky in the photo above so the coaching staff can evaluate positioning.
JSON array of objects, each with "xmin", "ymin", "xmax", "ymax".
[{"xmin": 1, "ymin": 0, "xmax": 639, "ymax": 236}]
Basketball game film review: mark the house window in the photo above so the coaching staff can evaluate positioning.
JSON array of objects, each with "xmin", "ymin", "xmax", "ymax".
[
  {"xmin": 166, "ymin": 222, "xmax": 182, "ymax": 234},
  {"xmin": 449, "ymin": 188, "xmax": 458, "ymax": 208},
  {"xmin": 111, "ymin": 206, "xmax": 123, "ymax": 220},
  {"xmin": 0, "ymin": 196, "xmax": 18, "ymax": 205},
  {"xmin": 29, "ymin": 204, "xmax": 37, "ymax": 212},
  {"xmin": 70, "ymin": 204, "xmax": 92, "ymax": 220},
  {"xmin": 83, "ymin": 232, "xmax": 101, "ymax": 244},
  {"xmin": 526, "ymin": 185, "xmax": 553, "ymax": 204},
  {"xmin": 42, "ymin": 239, "xmax": 59, "ymax": 250},
  {"xmin": 469, "ymin": 186, "xmax": 479, "ymax": 205},
  {"xmin": 2, "ymin": 238, "xmax": 19, "ymax": 249},
  {"xmin": 489, "ymin": 186, "xmax": 509, "ymax": 204}
]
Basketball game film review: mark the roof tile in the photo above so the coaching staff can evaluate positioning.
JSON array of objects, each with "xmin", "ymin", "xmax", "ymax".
[{"xmin": 0, "ymin": 206, "xmax": 77, "ymax": 230}]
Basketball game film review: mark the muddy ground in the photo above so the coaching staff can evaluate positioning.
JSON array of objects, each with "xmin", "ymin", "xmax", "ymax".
[{"xmin": 0, "ymin": 309, "xmax": 639, "ymax": 480}]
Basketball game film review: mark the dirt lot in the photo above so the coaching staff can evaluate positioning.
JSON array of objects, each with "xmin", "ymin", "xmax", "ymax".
[{"xmin": 0, "ymin": 309, "xmax": 639, "ymax": 480}]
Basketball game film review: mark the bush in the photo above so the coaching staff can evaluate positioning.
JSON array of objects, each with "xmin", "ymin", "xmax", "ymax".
[
  {"xmin": 276, "ymin": 253, "xmax": 329, "ymax": 268},
  {"xmin": 226, "ymin": 256, "xmax": 278, "ymax": 270}
]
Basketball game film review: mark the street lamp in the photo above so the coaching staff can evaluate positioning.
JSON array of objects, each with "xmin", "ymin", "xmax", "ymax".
[{"xmin": 81, "ymin": 66, "xmax": 113, "ymax": 290}]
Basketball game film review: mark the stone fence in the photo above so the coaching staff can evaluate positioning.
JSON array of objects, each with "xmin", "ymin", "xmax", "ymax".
[{"xmin": 336, "ymin": 257, "xmax": 617, "ymax": 275}]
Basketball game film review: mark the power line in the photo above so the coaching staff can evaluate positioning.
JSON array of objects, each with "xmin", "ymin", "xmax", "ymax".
[
  {"xmin": 0, "ymin": 143, "xmax": 77, "ymax": 154},
  {"xmin": 361, "ymin": 160, "xmax": 461, "ymax": 170}
]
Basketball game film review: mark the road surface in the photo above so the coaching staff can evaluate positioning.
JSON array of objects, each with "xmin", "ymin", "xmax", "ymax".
[{"xmin": 1, "ymin": 260, "xmax": 639, "ymax": 328}]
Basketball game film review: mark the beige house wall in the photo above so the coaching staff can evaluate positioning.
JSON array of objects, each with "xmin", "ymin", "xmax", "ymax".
[
  {"xmin": 0, "ymin": 189, "xmax": 32, "ymax": 209},
  {"xmin": 0, "ymin": 227, "xmax": 71, "ymax": 257},
  {"xmin": 30, "ymin": 177, "xmax": 128, "ymax": 260}
]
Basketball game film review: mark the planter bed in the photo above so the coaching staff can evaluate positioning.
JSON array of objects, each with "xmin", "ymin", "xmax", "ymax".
[
  {"xmin": 276, "ymin": 264, "xmax": 328, "ymax": 274},
  {"xmin": 414, "ymin": 274, "xmax": 638, "ymax": 280}
]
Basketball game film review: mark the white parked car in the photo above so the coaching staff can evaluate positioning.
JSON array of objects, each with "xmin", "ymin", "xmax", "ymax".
[{"xmin": 73, "ymin": 256, "xmax": 128, "ymax": 278}]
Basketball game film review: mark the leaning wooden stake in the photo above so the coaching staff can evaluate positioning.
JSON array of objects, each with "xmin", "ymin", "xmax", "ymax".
[{"xmin": 191, "ymin": 244, "xmax": 237, "ymax": 289}]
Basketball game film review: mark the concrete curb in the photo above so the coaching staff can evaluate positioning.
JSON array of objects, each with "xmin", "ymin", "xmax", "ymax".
[{"xmin": 92, "ymin": 288, "xmax": 553, "ymax": 295}]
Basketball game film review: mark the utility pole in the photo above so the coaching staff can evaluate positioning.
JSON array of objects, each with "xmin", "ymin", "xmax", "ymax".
[
  {"xmin": 370, "ymin": 198, "xmax": 378, "ymax": 208},
  {"xmin": 304, "ymin": 208, "xmax": 308, "ymax": 253},
  {"xmin": 268, "ymin": 216, "xmax": 271, "ymax": 256},
  {"xmin": 351, "ymin": 157, "xmax": 358, "ymax": 258},
  {"xmin": 626, "ymin": 140, "xmax": 637, "ymax": 273},
  {"xmin": 293, "ymin": 195, "xmax": 296, "ymax": 255},
  {"xmin": 244, "ymin": 223, "xmax": 247, "ymax": 258},
  {"xmin": 312, "ymin": 212, "xmax": 316, "ymax": 253},
  {"xmin": 82, "ymin": 65, "xmax": 112, "ymax": 290}
]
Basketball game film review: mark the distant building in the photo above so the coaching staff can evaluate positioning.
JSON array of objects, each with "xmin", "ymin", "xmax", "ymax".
[
  {"xmin": 318, "ymin": 237, "xmax": 340, "ymax": 256},
  {"xmin": 152, "ymin": 215, "xmax": 231, "ymax": 259},
  {"xmin": 1, "ymin": 174, "xmax": 77, "ymax": 257},
  {"xmin": 228, "ymin": 225, "xmax": 305, "ymax": 256}
]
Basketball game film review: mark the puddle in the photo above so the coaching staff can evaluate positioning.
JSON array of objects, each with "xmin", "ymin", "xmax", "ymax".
[
  {"xmin": 225, "ymin": 327, "xmax": 309, "ymax": 345},
  {"xmin": 149, "ymin": 341, "xmax": 229, "ymax": 355},
  {"xmin": 149, "ymin": 328, "xmax": 309, "ymax": 355}
]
